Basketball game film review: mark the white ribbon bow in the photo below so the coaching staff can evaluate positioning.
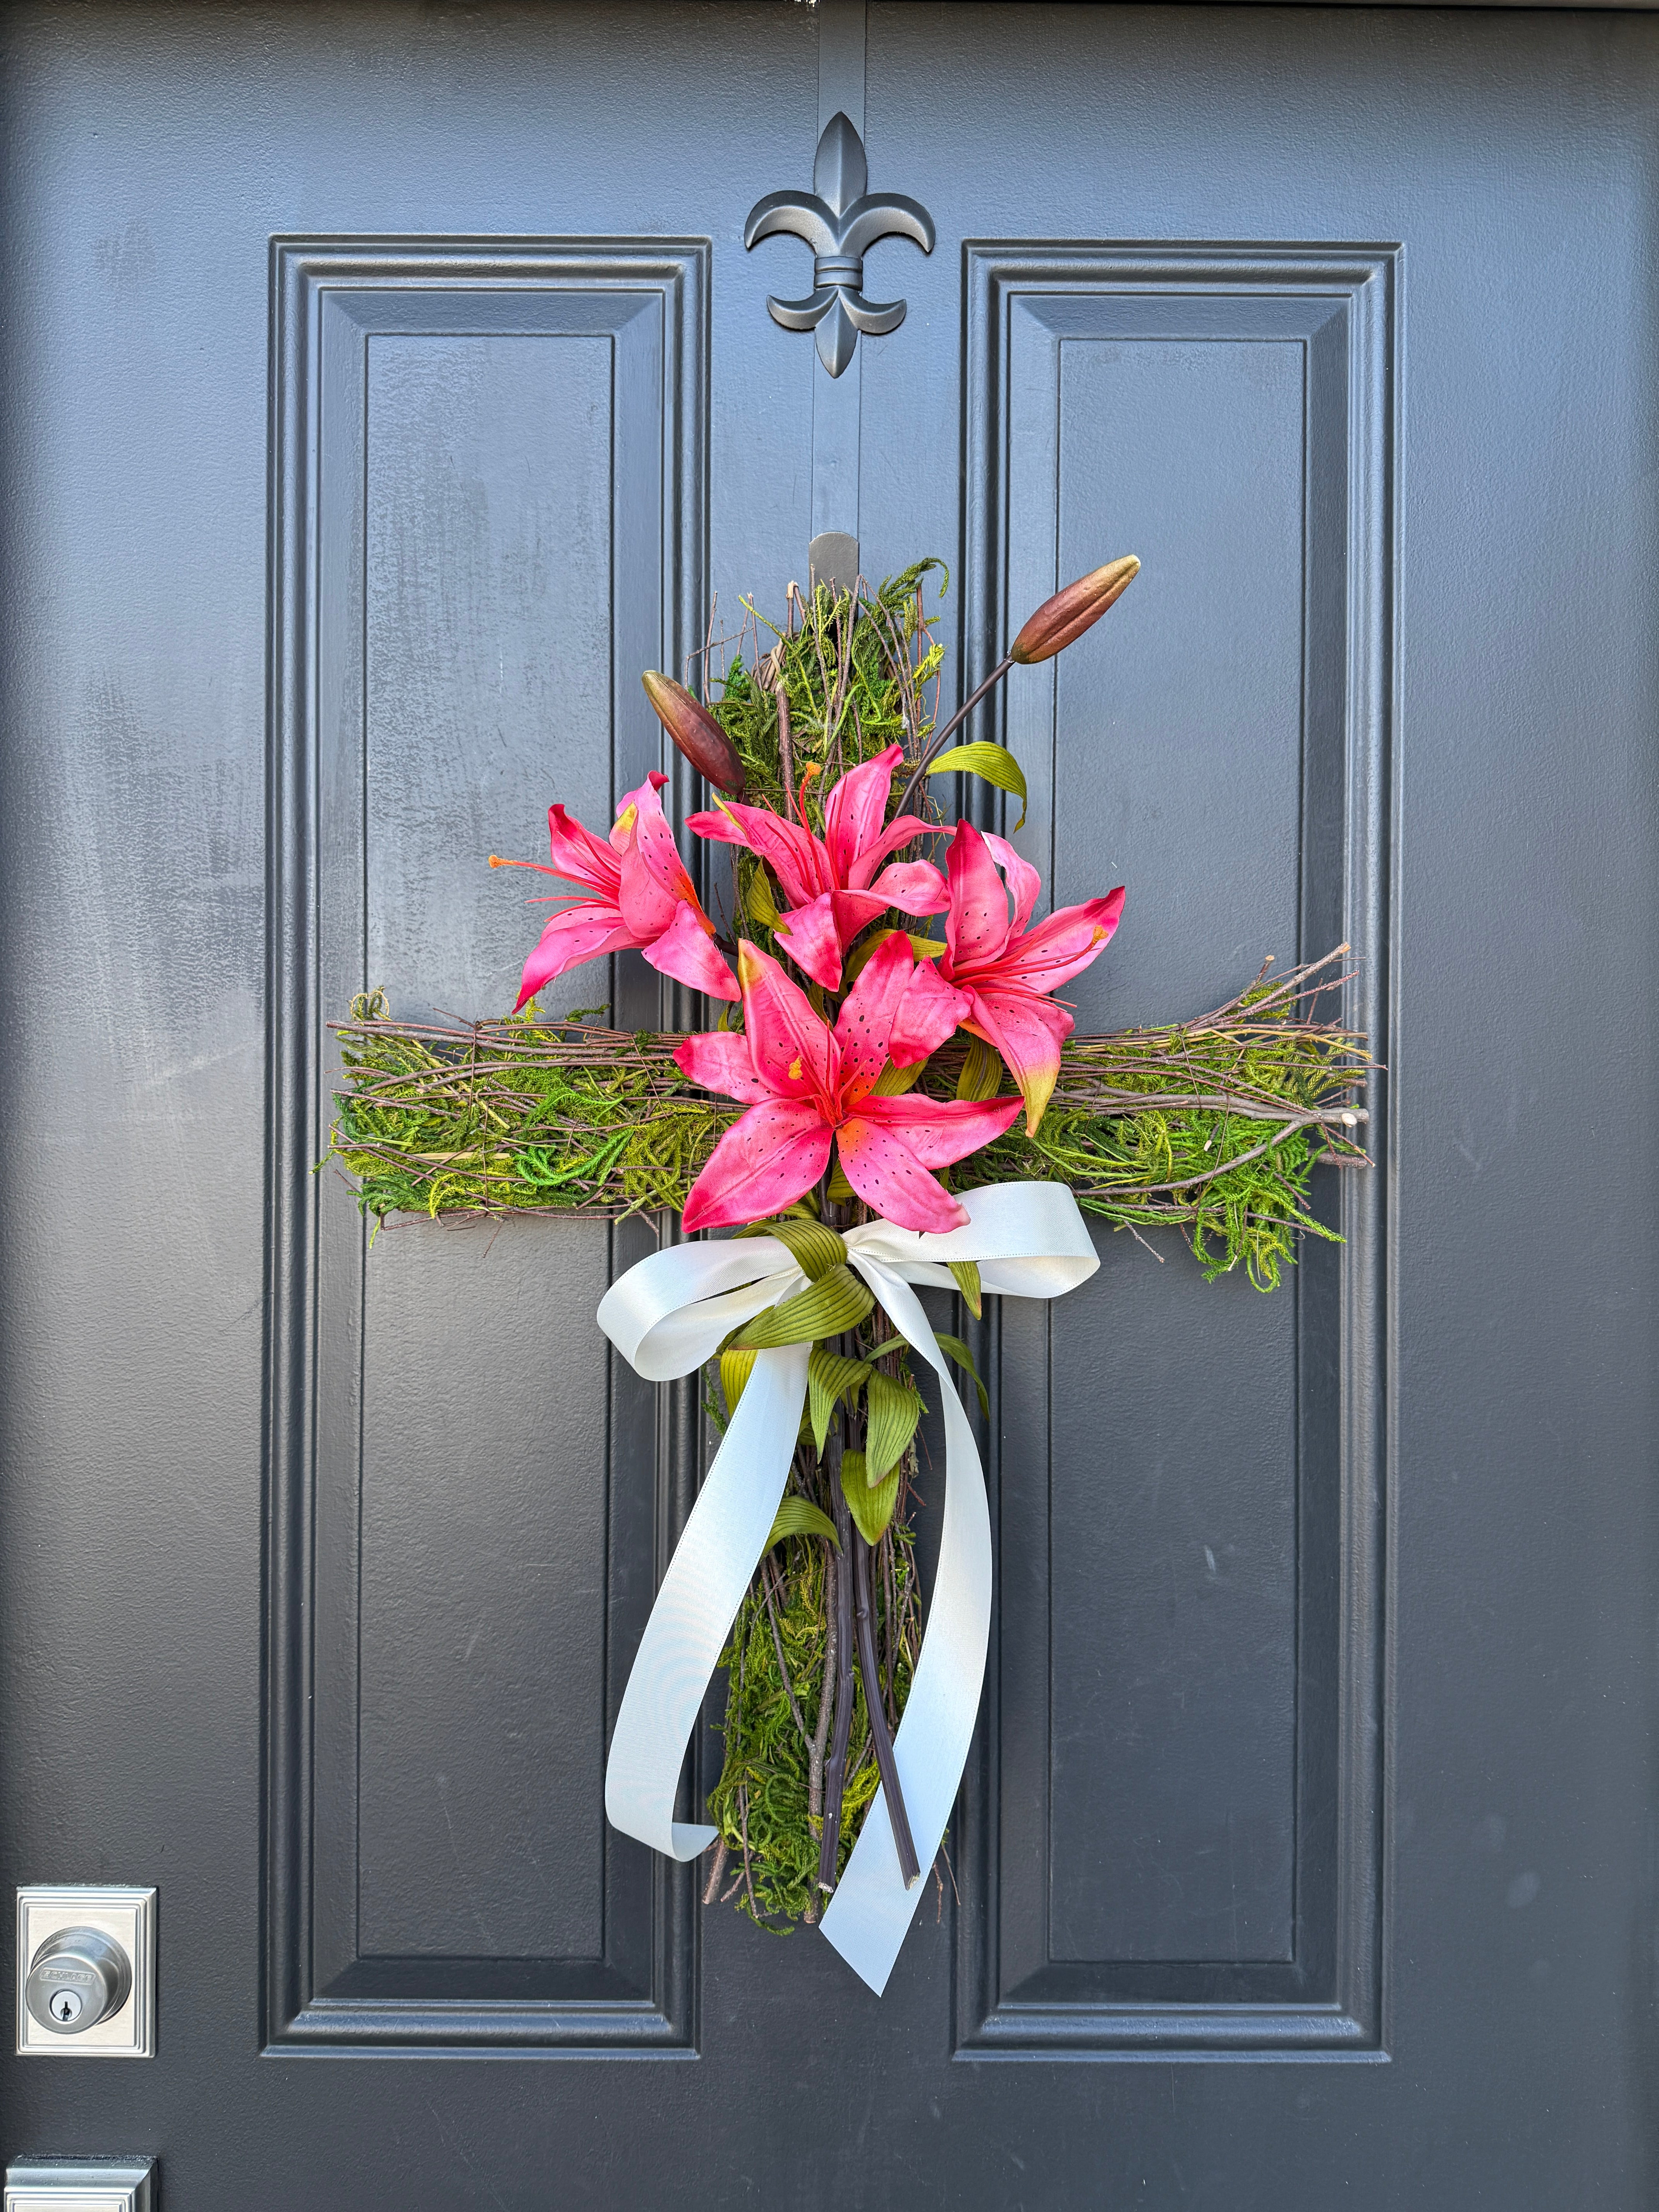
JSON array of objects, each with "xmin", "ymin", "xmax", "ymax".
[{"xmin": 596, "ymin": 1182, "xmax": 1099, "ymax": 1995}]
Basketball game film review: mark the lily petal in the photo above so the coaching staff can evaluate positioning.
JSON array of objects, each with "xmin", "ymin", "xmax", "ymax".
[
  {"xmin": 617, "ymin": 776, "xmax": 700, "ymax": 941},
  {"xmin": 963, "ymin": 988, "xmax": 1074, "ymax": 1133},
  {"xmin": 835, "ymin": 1115, "xmax": 970, "ymax": 1234},
  {"xmin": 866, "ymin": 858, "xmax": 950, "ymax": 916},
  {"xmin": 686, "ymin": 799, "xmax": 826, "ymax": 909},
  {"xmin": 773, "ymin": 888, "xmax": 890, "ymax": 989},
  {"xmin": 673, "ymin": 1030, "xmax": 773, "ymax": 1103},
  {"xmin": 856, "ymin": 1089, "xmax": 1023, "ymax": 1166},
  {"xmin": 682, "ymin": 1098, "xmax": 834, "ymax": 1233},
  {"xmin": 887, "ymin": 957, "xmax": 970, "ymax": 1066},
  {"xmin": 943, "ymin": 820, "xmax": 1014, "ymax": 970},
  {"xmin": 737, "ymin": 941, "xmax": 839, "ymax": 1103},
  {"xmin": 545, "ymin": 804, "xmax": 624, "ymax": 897},
  {"xmin": 994, "ymin": 889, "xmax": 1125, "ymax": 995},
  {"xmin": 610, "ymin": 770, "xmax": 671, "ymax": 854},
  {"xmin": 823, "ymin": 743, "xmax": 904, "ymax": 884},
  {"xmin": 642, "ymin": 900, "xmax": 740, "ymax": 1000},
  {"xmin": 981, "ymin": 832, "xmax": 1043, "ymax": 939},
  {"xmin": 833, "ymin": 931, "xmax": 914, "ymax": 1102},
  {"xmin": 512, "ymin": 902, "xmax": 634, "ymax": 1011},
  {"xmin": 847, "ymin": 813, "xmax": 941, "ymax": 890}
]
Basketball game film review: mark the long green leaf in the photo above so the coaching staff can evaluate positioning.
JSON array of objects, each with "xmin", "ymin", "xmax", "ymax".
[
  {"xmin": 738, "ymin": 1214, "xmax": 847, "ymax": 1282},
  {"xmin": 844, "ymin": 928, "xmax": 950, "ymax": 987},
  {"xmin": 925, "ymin": 740, "xmax": 1029, "ymax": 830},
  {"xmin": 735, "ymin": 1264, "xmax": 873, "ymax": 1349},
  {"xmin": 764, "ymin": 1496, "xmax": 840, "ymax": 1553},
  {"xmin": 840, "ymin": 1449, "xmax": 900, "ymax": 1545},
  {"xmin": 932, "ymin": 1331, "xmax": 990, "ymax": 1417},
  {"xmin": 864, "ymin": 1369, "xmax": 923, "ymax": 1485},
  {"xmin": 948, "ymin": 1258, "xmax": 983, "ymax": 1317},
  {"xmin": 957, "ymin": 1035, "xmax": 1004, "ymax": 1101},
  {"xmin": 870, "ymin": 1055, "xmax": 926, "ymax": 1097},
  {"xmin": 720, "ymin": 1345, "xmax": 757, "ymax": 1417},
  {"xmin": 807, "ymin": 1345, "xmax": 870, "ymax": 1453},
  {"xmin": 743, "ymin": 861, "xmax": 780, "ymax": 928}
]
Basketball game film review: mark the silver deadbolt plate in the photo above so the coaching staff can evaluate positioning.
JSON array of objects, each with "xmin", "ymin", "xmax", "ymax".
[
  {"xmin": 15, "ymin": 1889, "xmax": 155, "ymax": 2058},
  {"xmin": 4, "ymin": 2162, "xmax": 153, "ymax": 2212}
]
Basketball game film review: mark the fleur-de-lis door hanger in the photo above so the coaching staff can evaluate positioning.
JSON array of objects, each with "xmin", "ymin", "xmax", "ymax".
[{"xmin": 745, "ymin": 111, "xmax": 935, "ymax": 378}]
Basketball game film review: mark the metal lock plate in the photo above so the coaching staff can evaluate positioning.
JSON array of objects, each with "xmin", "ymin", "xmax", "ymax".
[
  {"xmin": 4, "ymin": 2162, "xmax": 153, "ymax": 2212},
  {"xmin": 15, "ymin": 1889, "xmax": 155, "ymax": 2058}
]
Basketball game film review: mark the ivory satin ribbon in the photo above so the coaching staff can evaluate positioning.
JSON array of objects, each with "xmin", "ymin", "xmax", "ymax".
[{"xmin": 596, "ymin": 1182, "xmax": 1099, "ymax": 1995}]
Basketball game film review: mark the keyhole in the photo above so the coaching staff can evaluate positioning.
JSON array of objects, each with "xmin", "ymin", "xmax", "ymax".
[{"xmin": 51, "ymin": 1988, "xmax": 83, "ymax": 2024}]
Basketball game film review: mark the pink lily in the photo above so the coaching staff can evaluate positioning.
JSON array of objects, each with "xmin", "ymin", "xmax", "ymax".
[
  {"xmin": 893, "ymin": 821, "xmax": 1125, "ymax": 1135},
  {"xmin": 674, "ymin": 934, "xmax": 1020, "ymax": 1235},
  {"xmin": 687, "ymin": 743, "xmax": 947, "ymax": 990},
  {"xmin": 491, "ymin": 773, "xmax": 738, "ymax": 1012}
]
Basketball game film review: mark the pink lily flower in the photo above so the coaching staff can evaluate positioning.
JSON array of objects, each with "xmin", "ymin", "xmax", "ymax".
[
  {"xmin": 893, "ymin": 821, "xmax": 1125, "ymax": 1135},
  {"xmin": 687, "ymin": 743, "xmax": 947, "ymax": 990},
  {"xmin": 491, "ymin": 772, "xmax": 738, "ymax": 1013},
  {"xmin": 674, "ymin": 934, "xmax": 1021, "ymax": 1235}
]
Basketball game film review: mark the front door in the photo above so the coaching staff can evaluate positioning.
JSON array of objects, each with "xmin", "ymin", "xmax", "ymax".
[{"xmin": 3, "ymin": 4, "xmax": 1656, "ymax": 2205}]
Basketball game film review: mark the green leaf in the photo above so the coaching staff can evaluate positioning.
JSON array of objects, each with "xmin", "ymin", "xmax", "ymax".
[
  {"xmin": 932, "ymin": 1331, "xmax": 990, "ymax": 1417},
  {"xmin": 743, "ymin": 862, "xmax": 780, "ymax": 929},
  {"xmin": 826, "ymin": 1156, "xmax": 856, "ymax": 1204},
  {"xmin": 844, "ymin": 928, "xmax": 951, "ymax": 986},
  {"xmin": 840, "ymin": 1449, "xmax": 900, "ymax": 1545},
  {"xmin": 735, "ymin": 1264, "xmax": 874, "ymax": 1350},
  {"xmin": 871, "ymin": 1056, "xmax": 926, "ymax": 1097},
  {"xmin": 720, "ymin": 1346, "xmax": 757, "ymax": 1418},
  {"xmin": 864, "ymin": 1369, "xmax": 923, "ymax": 1485},
  {"xmin": 957, "ymin": 1034, "xmax": 1005, "ymax": 1101},
  {"xmin": 735, "ymin": 1214, "xmax": 847, "ymax": 1281},
  {"xmin": 808, "ymin": 1345, "xmax": 870, "ymax": 1453},
  {"xmin": 925, "ymin": 740, "xmax": 1029, "ymax": 830},
  {"xmin": 764, "ymin": 1496, "xmax": 840, "ymax": 1553},
  {"xmin": 948, "ymin": 1258, "xmax": 982, "ymax": 1318}
]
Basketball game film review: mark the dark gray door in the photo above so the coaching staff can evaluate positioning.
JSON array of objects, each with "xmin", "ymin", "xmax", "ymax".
[{"xmin": 3, "ymin": 3, "xmax": 1656, "ymax": 2204}]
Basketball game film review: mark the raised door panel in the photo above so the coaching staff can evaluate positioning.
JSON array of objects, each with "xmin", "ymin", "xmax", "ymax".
[
  {"xmin": 265, "ymin": 242, "xmax": 707, "ymax": 2049},
  {"xmin": 956, "ymin": 247, "xmax": 1393, "ymax": 2052}
]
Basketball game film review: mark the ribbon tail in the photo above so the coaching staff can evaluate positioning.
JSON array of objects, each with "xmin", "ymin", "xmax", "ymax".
[
  {"xmin": 819, "ymin": 1259, "xmax": 991, "ymax": 1994},
  {"xmin": 603, "ymin": 1340, "xmax": 810, "ymax": 1860}
]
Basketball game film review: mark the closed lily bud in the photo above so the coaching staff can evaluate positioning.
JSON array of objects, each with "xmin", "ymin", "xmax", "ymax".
[
  {"xmin": 641, "ymin": 671, "xmax": 745, "ymax": 796},
  {"xmin": 1009, "ymin": 555, "xmax": 1140, "ymax": 665}
]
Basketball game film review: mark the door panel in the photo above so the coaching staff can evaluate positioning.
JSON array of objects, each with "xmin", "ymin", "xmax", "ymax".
[
  {"xmin": 279, "ymin": 241, "xmax": 708, "ymax": 2045},
  {"xmin": 3, "ymin": 4, "xmax": 1657, "ymax": 2207},
  {"xmin": 951, "ymin": 246, "xmax": 1391, "ymax": 2051}
]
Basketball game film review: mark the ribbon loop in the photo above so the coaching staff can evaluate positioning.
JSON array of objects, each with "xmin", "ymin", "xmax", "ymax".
[{"xmin": 596, "ymin": 1183, "xmax": 1099, "ymax": 1992}]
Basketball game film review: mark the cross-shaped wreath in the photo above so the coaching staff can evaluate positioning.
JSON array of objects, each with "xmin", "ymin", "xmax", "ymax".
[{"xmin": 326, "ymin": 557, "xmax": 1369, "ymax": 1994}]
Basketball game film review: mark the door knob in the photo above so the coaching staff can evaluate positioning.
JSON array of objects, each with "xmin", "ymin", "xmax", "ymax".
[{"xmin": 24, "ymin": 1929, "xmax": 131, "ymax": 2036}]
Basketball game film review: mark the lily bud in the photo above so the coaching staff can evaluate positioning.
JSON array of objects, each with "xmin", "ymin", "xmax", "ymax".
[
  {"xmin": 1009, "ymin": 555, "xmax": 1140, "ymax": 665},
  {"xmin": 641, "ymin": 671, "xmax": 745, "ymax": 796}
]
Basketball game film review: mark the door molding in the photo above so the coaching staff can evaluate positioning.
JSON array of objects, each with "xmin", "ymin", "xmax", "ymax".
[
  {"xmin": 263, "ymin": 238, "xmax": 708, "ymax": 2054},
  {"xmin": 955, "ymin": 243, "xmax": 1397, "ymax": 2057}
]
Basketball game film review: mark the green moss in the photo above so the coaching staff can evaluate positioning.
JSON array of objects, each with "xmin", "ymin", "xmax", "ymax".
[{"xmin": 325, "ymin": 974, "xmax": 1366, "ymax": 1284}]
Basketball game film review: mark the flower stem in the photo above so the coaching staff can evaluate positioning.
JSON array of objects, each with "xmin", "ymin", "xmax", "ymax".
[
  {"xmin": 893, "ymin": 651, "xmax": 1015, "ymax": 819},
  {"xmin": 817, "ymin": 1433, "xmax": 857, "ymax": 1895},
  {"xmin": 852, "ymin": 1520, "xmax": 920, "ymax": 1886}
]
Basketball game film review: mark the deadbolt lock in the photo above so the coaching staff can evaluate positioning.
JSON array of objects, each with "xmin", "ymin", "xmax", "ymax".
[
  {"xmin": 24, "ymin": 1929, "xmax": 132, "ymax": 2037},
  {"xmin": 15, "ymin": 1888, "xmax": 155, "ymax": 2058}
]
